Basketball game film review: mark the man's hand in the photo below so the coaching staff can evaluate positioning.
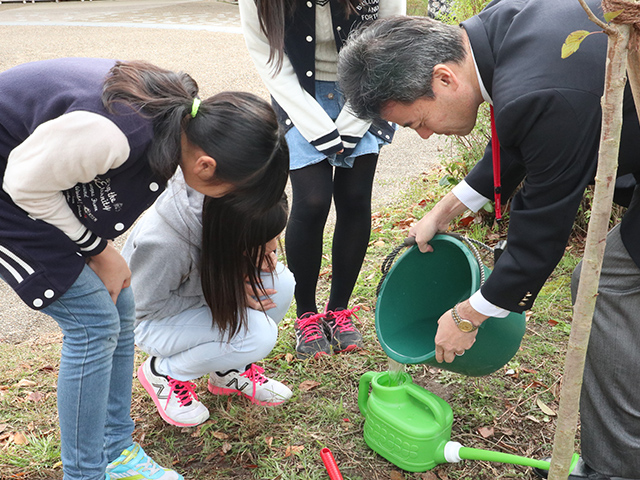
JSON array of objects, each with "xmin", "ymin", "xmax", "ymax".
[
  {"xmin": 87, "ymin": 242, "xmax": 131, "ymax": 304},
  {"xmin": 408, "ymin": 191, "xmax": 468, "ymax": 253},
  {"xmin": 434, "ymin": 300, "xmax": 488, "ymax": 363}
]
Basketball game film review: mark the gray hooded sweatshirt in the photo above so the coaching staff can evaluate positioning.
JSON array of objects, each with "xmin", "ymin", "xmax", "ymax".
[{"xmin": 122, "ymin": 172, "xmax": 206, "ymax": 324}]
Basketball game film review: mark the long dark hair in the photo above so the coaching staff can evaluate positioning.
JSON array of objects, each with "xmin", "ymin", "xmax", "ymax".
[
  {"xmin": 200, "ymin": 193, "xmax": 289, "ymax": 339},
  {"xmin": 102, "ymin": 60, "xmax": 289, "ymax": 212},
  {"xmin": 255, "ymin": 0, "xmax": 360, "ymax": 73}
]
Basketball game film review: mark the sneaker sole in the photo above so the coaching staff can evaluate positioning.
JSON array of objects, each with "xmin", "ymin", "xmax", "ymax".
[
  {"xmin": 295, "ymin": 350, "xmax": 331, "ymax": 360},
  {"xmin": 137, "ymin": 363, "xmax": 208, "ymax": 427},
  {"xmin": 207, "ymin": 382, "xmax": 289, "ymax": 407}
]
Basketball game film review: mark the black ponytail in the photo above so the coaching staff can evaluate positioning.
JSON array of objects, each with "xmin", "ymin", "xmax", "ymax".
[{"xmin": 102, "ymin": 61, "xmax": 289, "ymax": 213}]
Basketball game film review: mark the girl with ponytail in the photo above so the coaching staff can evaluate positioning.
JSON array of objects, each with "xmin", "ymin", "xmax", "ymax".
[{"xmin": 0, "ymin": 57, "xmax": 288, "ymax": 480}]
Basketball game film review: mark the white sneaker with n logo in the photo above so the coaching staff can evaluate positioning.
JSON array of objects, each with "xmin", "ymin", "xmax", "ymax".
[
  {"xmin": 137, "ymin": 357, "xmax": 210, "ymax": 427},
  {"xmin": 207, "ymin": 364, "xmax": 292, "ymax": 406}
]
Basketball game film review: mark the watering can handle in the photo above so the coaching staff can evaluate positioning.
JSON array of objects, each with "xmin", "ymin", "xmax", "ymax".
[
  {"xmin": 357, "ymin": 371, "xmax": 377, "ymax": 417},
  {"xmin": 406, "ymin": 383, "xmax": 450, "ymax": 426}
]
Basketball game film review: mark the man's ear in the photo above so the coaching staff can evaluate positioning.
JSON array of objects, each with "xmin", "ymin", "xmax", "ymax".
[
  {"xmin": 193, "ymin": 155, "xmax": 217, "ymax": 181},
  {"xmin": 432, "ymin": 64, "xmax": 458, "ymax": 90}
]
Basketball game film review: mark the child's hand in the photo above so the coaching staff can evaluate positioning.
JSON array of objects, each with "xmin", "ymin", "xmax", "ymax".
[
  {"xmin": 244, "ymin": 281, "xmax": 277, "ymax": 312},
  {"xmin": 87, "ymin": 242, "xmax": 131, "ymax": 304},
  {"xmin": 260, "ymin": 237, "xmax": 279, "ymax": 272},
  {"xmin": 260, "ymin": 251, "xmax": 278, "ymax": 272}
]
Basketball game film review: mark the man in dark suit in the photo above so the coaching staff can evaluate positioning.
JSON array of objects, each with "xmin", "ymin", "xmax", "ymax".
[{"xmin": 338, "ymin": 1, "xmax": 640, "ymax": 479}]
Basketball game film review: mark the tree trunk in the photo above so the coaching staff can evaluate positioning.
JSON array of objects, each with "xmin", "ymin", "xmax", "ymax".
[{"xmin": 547, "ymin": 22, "xmax": 631, "ymax": 480}]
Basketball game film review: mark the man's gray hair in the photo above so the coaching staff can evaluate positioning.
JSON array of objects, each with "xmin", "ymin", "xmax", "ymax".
[{"xmin": 337, "ymin": 16, "xmax": 466, "ymax": 121}]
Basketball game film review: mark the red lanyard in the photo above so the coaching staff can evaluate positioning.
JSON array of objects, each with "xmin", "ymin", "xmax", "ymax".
[{"xmin": 490, "ymin": 105, "xmax": 502, "ymax": 221}]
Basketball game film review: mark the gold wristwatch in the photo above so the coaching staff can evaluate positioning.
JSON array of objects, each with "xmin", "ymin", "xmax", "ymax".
[{"xmin": 452, "ymin": 303, "xmax": 478, "ymax": 333}]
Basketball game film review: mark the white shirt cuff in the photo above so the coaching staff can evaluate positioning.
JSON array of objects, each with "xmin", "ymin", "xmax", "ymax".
[
  {"xmin": 469, "ymin": 290, "xmax": 510, "ymax": 318},
  {"xmin": 452, "ymin": 180, "xmax": 490, "ymax": 213}
]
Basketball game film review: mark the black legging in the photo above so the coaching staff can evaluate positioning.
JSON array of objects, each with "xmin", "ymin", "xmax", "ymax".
[{"xmin": 285, "ymin": 154, "xmax": 379, "ymax": 317}]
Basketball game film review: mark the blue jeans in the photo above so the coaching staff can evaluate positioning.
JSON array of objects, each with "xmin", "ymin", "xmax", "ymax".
[{"xmin": 43, "ymin": 265, "xmax": 135, "ymax": 480}]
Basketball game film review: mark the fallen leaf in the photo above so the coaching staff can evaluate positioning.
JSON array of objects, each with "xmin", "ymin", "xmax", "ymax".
[
  {"xmin": 477, "ymin": 426, "xmax": 494, "ymax": 438},
  {"xmin": 285, "ymin": 353, "xmax": 295, "ymax": 363},
  {"xmin": 0, "ymin": 424, "xmax": 8, "ymax": 434},
  {"xmin": 265, "ymin": 436, "xmax": 273, "ymax": 448},
  {"xmin": 390, "ymin": 470, "xmax": 405, "ymax": 480},
  {"xmin": 222, "ymin": 442, "xmax": 232, "ymax": 454},
  {"xmin": 537, "ymin": 398, "xmax": 557, "ymax": 416},
  {"xmin": 284, "ymin": 445, "xmax": 304, "ymax": 457},
  {"xmin": 373, "ymin": 240, "xmax": 386, "ymax": 247},
  {"xmin": 212, "ymin": 431, "xmax": 229, "ymax": 440},
  {"xmin": 420, "ymin": 472, "xmax": 439, "ymax": 480},
  {"xmin": 526, "ymin": 415, "xmax": 541, "ymax": 424},
  {"xmin": 299, "ymin": 380, "xmax": 321, "ymax": 392},
  {"xmin": 13, "ymin": 432, "xmax": 29, "ymax": 445},
  {"xmin": 459, "ymin": 215, "xmax": 475, "ymax": 227},
  {"xmin": 16, "ymin": 379, "xmax": 37, "ymax": 388},
  {"xmin": 27, "ymin": 391, "xmax": 45, "ymax": 403}
]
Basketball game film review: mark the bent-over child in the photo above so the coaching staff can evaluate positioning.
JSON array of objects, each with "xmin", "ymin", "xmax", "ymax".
[{"xmin": 123, "ymin": 173, "xmax": 294, "ymax": 427}]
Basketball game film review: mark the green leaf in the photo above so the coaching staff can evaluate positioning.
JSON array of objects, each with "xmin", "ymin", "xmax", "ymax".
[
  {"xmin": 561, "ymin": 30, "xmax": 591, "ymax": 59},
  {"xmin": 604, "ymin": 9, "xmax": 623, "ymax": 23},
  {"xmin": 439, "ymin": 175, "xmax": 459, "ymax": 187}
]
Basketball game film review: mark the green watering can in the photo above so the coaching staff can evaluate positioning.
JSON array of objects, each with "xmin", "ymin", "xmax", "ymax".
[
  {"xmin": 358, "ymin": 370, "xmax": 578, "ymax": 473},
  {"xmin": 375, "ymin": 234, "xmax": 526, "ymax": 376},
  {"xmin": 358, "ymin": 370, "xmax": 453, "ymax": 472}
]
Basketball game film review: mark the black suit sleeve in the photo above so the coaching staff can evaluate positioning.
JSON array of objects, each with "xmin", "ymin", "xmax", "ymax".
[{"xmin": 465, "ymin": 89, "xmax": 601, "ymax": 312}]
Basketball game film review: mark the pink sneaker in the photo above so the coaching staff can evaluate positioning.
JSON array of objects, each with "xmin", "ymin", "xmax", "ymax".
[
  {"xmin": 294, "ymin": 312, "xmax": 332, "ymax": 359},
  {"xmin": 208, "ymin": 364, "xmax": 292, "ymax": 406},
  {"xmin": 137, "ymin": 357, "xmax": 209, "ymax": 427},
  {"xmin": 324, "ymin": 306, "xmax": 364, "ymax": 353}
]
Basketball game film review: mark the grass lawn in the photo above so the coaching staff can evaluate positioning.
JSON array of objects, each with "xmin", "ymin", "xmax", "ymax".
[{"xmin": 0, "ymin": 167, "xmax": 581, "ymax": 480}]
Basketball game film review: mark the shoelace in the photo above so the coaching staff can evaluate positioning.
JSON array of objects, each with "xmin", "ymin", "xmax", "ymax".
[
  {"xmin": 241, "ymin": 364, "xmax": 268, "ymax": 399},
  {"xmin": 296, "ymin": 312, "xmax": 326, "ymax": 342},
  {"xmin": 167, "ymin": 377, "xmax": 199, "ymax": 407},
  {"xmin": 331, "ymin": 306, "xmax": 361, "ymax": 332},
  {"xmin": 118, "ymin": 444, "xmax": 161, "ymax": 475}
]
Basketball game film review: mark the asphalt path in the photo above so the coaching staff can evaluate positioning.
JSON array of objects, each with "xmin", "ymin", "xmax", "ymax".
[{"xmin": 0, "ymin": 0, "xmax": 444, "ymax": 343}]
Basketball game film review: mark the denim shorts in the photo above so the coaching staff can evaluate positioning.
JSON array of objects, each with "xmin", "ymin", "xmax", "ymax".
[{"xmin": 287, "ymin": 80, "xmax": 390, "ymax": 170}]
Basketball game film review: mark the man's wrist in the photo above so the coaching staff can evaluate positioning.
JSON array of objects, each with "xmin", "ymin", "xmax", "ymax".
[
  {"xmin": 456, "ymin": 300, "xmax": 488, "ymax": 328},
  {"xmin": 452, "ymin": 303, "xmax": 478, "ymax": 332}
]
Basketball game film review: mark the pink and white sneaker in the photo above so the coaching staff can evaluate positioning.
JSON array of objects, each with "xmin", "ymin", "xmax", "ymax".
[
  {"xmin": 137, "ymin": 357, "xmax": 210, "ymax": 427},
  {"xmin": 207, "ymin": 364, "xmax": 292, "ymax": 406}
]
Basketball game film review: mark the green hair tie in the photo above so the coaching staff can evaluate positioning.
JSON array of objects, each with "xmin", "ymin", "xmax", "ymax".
[{"xmin": 191, "ymin": 97, "xmax": 201, "ymax": 118}]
